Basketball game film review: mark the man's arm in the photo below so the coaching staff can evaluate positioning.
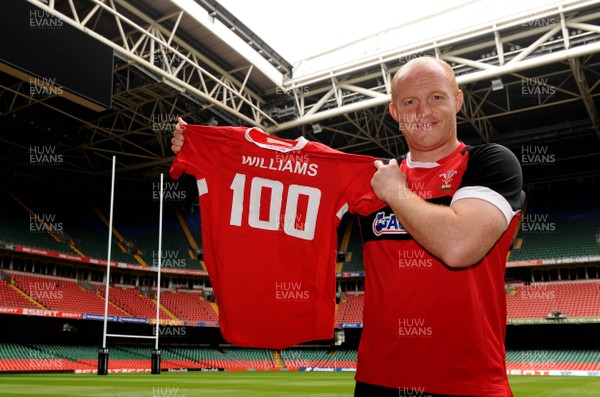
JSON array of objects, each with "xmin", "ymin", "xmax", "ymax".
[{"xmin": 370, "ymin": 159, "xmax": 508, "ymax": 268}]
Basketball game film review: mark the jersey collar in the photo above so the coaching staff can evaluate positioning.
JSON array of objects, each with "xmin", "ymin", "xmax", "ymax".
[
  {"xmin": 405, "ymin": 142, "xmax": 467, "ymax": 169},
  {"xmin": 245, "ymin": 127, "xmax": 308, "ymax": 153}
]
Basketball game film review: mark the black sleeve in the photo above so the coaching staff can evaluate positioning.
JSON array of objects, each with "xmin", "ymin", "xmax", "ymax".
[{"xmin": 461, "ymin": 143, "xmax": 526, "ymax": 212}]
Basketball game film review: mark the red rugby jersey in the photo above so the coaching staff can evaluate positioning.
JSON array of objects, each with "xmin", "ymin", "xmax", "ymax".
[
  {"xmin": 354, "ymin": 143, "xmax": 525, "ymax": 396},
  {"xmin": 170, "ymin": 125, "xmax": 376, "ymax": 349}
]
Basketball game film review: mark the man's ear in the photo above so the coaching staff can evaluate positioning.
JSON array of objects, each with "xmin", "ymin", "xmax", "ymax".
[
  {"xmin": 454, "ymin": 90, "xmax": 464, "ymax": 113},
  {"xmin": 389, "ymin": 102, "xmax": 399, "ymax": 122}
]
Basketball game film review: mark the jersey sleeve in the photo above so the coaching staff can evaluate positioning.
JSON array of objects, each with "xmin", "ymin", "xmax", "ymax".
[
  {"xmin": 169, "ymin": 125, "xmax": 233, "ymax": 180},
  {"xmin": 452, "ymin": 143, "xmax": 526, "ymax": 225},
  {"xmin": 340, "ymin": 155, "xmax": 387, "ymax": 216}
]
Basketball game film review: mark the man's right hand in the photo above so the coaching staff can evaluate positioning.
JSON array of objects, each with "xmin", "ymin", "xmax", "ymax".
[{"xmin": 171, "ymin": 117, "xmax": 187, "ymax": 154}]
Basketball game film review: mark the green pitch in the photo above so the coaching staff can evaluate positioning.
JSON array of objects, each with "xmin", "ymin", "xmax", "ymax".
[{"xmin": 0, "ymin": 372, "xmax": 599, "ymax": 396}]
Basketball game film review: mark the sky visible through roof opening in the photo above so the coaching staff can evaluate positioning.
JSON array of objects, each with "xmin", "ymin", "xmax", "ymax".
[{"xmin": 217, "ymin": 0, "xmax": 571, "ymax": 71}]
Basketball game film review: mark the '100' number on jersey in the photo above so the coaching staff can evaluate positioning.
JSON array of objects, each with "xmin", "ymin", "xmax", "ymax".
[{"xmin": 229, "ymin": 173, "xmax": 321, "ymax": 241}]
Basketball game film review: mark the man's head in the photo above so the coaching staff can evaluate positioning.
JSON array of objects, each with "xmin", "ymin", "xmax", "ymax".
[{"xmin": 389, "ymin": 57, "xmax": 464, "ymax": 160}]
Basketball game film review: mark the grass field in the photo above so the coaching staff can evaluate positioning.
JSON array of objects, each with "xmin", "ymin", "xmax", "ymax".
[{"xmin": 0, "ymin": 372, "xmax": 599, "ymax": 396}]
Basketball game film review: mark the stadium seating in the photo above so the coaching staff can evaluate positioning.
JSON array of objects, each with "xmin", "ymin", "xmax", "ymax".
[
  {"xmin": 506, "ymin": 349, "xmax": 600, "ymax": 371},
  {"xmin": 341, "ymin": 218, "xmax": 365, "ymax": 273},
  {"xmin": 509, "ymin": 200, "xmax": 600, "ymax": 262},
  {"xmin": 0, "ymin": 189, "xmax": 73, "ymax": 256},
  {"xmin": 0, "ymin": 186, "xmax": 207, "ymax": 269},
  {"xmin": 335, "ymin": 293, "xmax": 363, "ymax": 324},
  {"xmin": 3, "ymin": 342, "xmax": 600, "ymax": 373},
  {"xmin": 102, "ymin": 286, "xmax": 172, "ymax": 319},
  {"xmin": 506, "ymin": 281, "xmax": 600, "ymax": 319},
  {"xmin": 7, "ymin": 272, "xmax": 127, "ymax": 316},
  {"xmin": 280, "ymin": 348, "xmax": 357, "ymax": 369},
  {"xmin": 0, "ymin": 279, "xmax": 41, "ymax": 309},
  {"xmin": 160, "ymin": 290, "xmax": 217, "ymax": 322}
]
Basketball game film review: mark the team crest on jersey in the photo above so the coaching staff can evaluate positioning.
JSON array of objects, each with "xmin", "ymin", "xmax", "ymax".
[
  {"xmin": 372, "ymin": 211, "xmax": 406, "ymax": 236},
  {"xmin": 439, "ymin": 169, "xmax": 458, "ymax": 190}
]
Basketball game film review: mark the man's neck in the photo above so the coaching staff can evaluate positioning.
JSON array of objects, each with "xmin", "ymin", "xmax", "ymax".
[{"xmin": 408, "ymin": 140, "xmax": 461, "ymax": 163}]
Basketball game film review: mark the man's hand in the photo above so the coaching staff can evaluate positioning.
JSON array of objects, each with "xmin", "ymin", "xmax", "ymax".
[
  {"xmin": 371, "ymin": 159, "xmax": 408, "ymax": 204},
  {"xmin": 171, "ymin": 117, "xmax": 187, "ymax": 154}
]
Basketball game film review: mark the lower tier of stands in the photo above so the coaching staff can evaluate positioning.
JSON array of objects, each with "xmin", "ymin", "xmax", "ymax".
[
  {"xmin": 2, "ymin": 270, "xmax": 599, "ymax": 324},
  {"xmin": 506, "ymin": 281, "xmax": 600, "ymax": 319},
  {"xmin": 0, "ymin": 271, "xmax": 218, "ymax": 322}
]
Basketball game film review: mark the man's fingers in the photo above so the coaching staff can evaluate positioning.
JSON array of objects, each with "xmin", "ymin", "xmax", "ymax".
[
  {"xmin": 374, "ymin": 158, "xmax": 398, "ymax": 169},
  {"xmin": 175, "ymin": 117, "xmax": 188, "ymax": 135}
]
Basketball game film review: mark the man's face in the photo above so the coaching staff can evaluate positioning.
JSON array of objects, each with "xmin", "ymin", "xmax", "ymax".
[{"xmin": 389, "ymin": 63, "xmax": 463, "ymax": 154}]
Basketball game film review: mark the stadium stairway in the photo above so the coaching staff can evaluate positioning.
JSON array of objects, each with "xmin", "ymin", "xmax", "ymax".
[
  {"xmin": 8, "ymin": 272, "xmax": 129, "ymax": 316},
  {"xmin": 160, "ymin": 291, "xmax": 218, "ymax": 322},
  {"xmin": 92, "ymin": 206, "xmax": 148, "ymax": 267},
  {"xmin": 0, "ymin": 278, "xmax": 46, "ymax": 310},
  {"xmin": 341, "ymin": 217, "xmax": 365, "ymax": 273},
  {"xmin": 272, "ymin": 350, "xmax": 285, "ymax": 369},
  {"xmin": 336, "ymin": 216, "xmax": 354, "ymax": 273},
  {"xmin": 0, "ymin": 188, "xmax": 80, "ymax": 257},
  {"xmin": 101, "ymin": 286, "xmax": 173, "ymax": 320},
  {"xmin": 175, "ymin": 210, "xmax": 206, "ymax": 271},
  {"xmin": 210, "ymin": 301, "xmax": 219, "ymax": 316}
]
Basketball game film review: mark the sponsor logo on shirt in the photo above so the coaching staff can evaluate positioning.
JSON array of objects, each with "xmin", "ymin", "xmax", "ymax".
[
  {"xmin": 372, "ymin": 212, "xmax": 406, "ymax": 236},
  {"xmin": 439, "ymin": 169, "xmax": 457, "ymax": 190}
]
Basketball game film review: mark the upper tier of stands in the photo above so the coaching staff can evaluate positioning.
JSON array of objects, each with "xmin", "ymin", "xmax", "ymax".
[
  {"xmin": 509, "ymin": 197, "xmax": 599, "ymax": 263},
  {"xmin": 3, "ymin": 179, "xmax": 599, "ymax": 275},
  {"xmin": 340, "ymin": 198, "xmax": 600, "ymax": 273},
  {"xmin": 0, "ymin": 184, "xmax": 204, "ymax": 271}
]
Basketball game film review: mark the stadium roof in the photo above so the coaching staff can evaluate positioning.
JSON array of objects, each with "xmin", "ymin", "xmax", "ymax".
[
  {"xmin": 217, "ymin": 0, "xmax": 580, "ymax": 74},
  {"xmin": 1, "ymin": 0, "xmax": 599, "ymax": 194}
]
